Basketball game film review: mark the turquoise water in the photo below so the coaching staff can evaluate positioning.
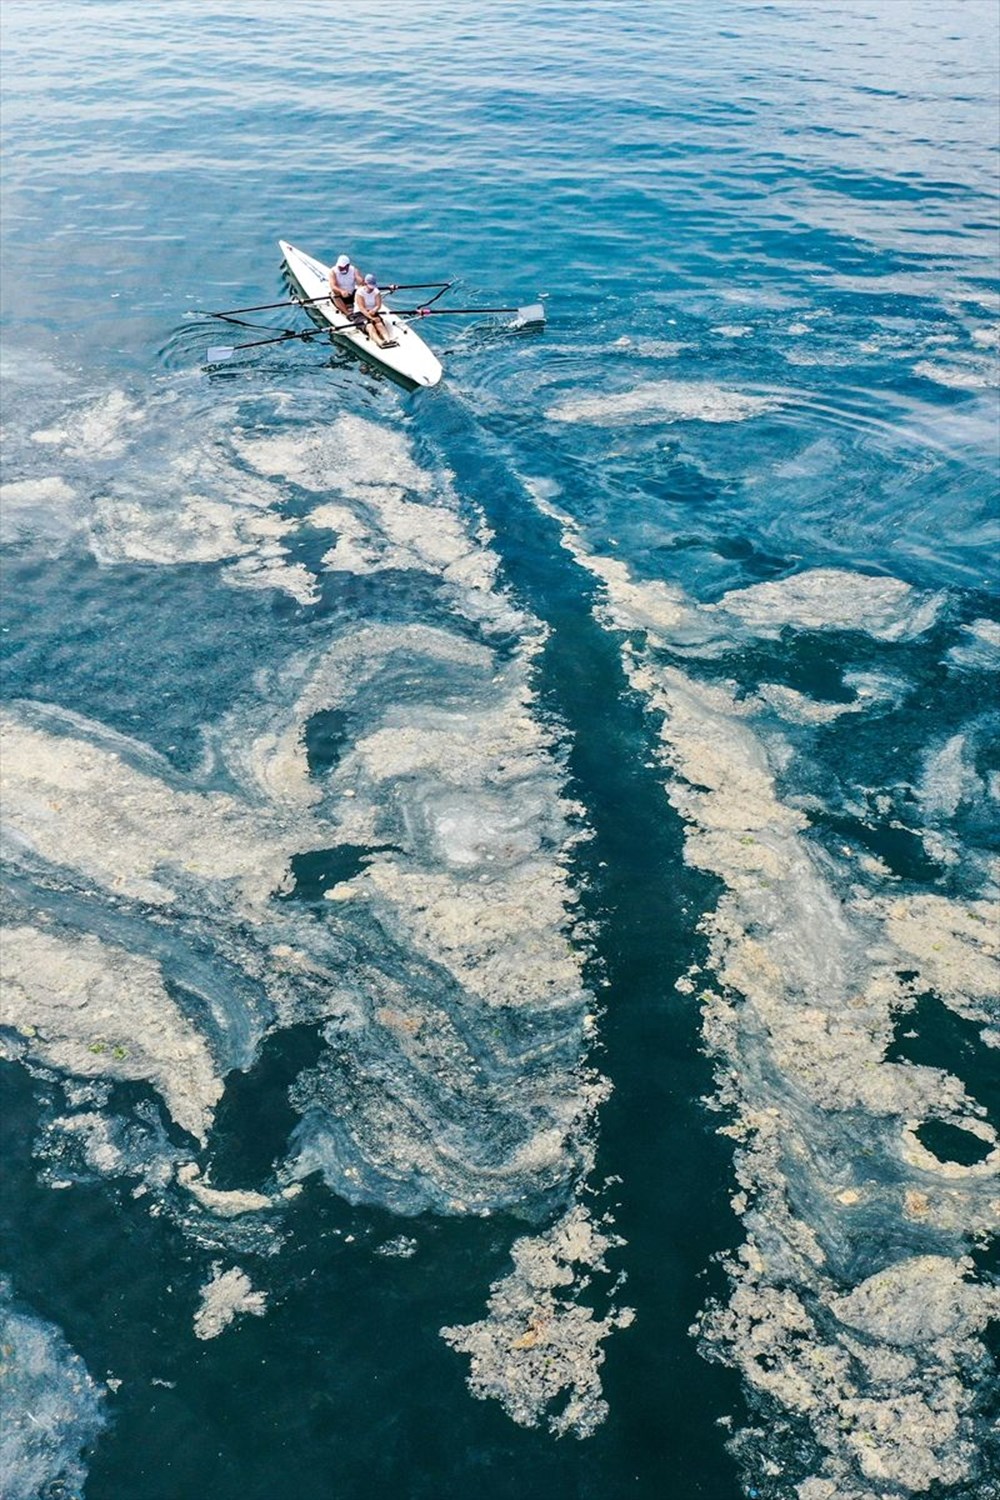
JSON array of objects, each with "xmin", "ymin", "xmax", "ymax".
[{"xmin": 1, "ymin": 3, "xmax": 998, "ymax": 1497}]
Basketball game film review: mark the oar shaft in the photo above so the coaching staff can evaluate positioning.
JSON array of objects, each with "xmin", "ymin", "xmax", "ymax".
[
  {"xmin": 228, "ymin": 330, "xmax": 318, "ymax": 352},
  {"xmin": 221, "ymin": 321, "xmax": 356, "ymax": 354},
  {"xmin": 395, "ymin": 303, "xmax": 542, "ymax": 318},
  {"xmin": 212, "ymin": 293, "xmax": 333, "ymax": 317},
  {"xmin": 399, "ymin": 306, "xmax": 531, "ymax": 316}
]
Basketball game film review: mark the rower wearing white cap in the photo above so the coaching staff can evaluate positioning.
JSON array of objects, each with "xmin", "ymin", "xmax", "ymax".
[
  {"xmin": 328, "ymin": 253, "xmax": 364, "ymax": 318},
  {"xmin": 354, "ymin": 272, "xmax": 397, "ymax": 349}
]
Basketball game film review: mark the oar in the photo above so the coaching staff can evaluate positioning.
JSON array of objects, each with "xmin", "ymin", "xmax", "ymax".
[
  {"xmin": 209, "ymin": 282, "xmax": 452, "ymax": 319},
  {"xmin": 205, "ymin": 324, "xmax": 359, "ymax": 362},
  {"xmin": 204, "ymin": 300, "xmax": 545, "ymax": 363},
  {"xmin": 398, "ymin": 303, "xmax": 546, "ymax": 322}
]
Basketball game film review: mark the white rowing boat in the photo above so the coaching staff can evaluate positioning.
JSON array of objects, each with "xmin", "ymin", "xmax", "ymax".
[
  {"xmin": 204, "ymin": 254, "xmax": 543, "ymax": 378},
  {"xmin": 278, "ymin": 240, "xmax": 444, "ymax": 390}
]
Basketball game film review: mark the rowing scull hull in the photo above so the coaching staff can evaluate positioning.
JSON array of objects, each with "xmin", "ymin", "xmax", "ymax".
[{"xmin": 278, "ymin": 240, "xmax": 443, "ymax": 390}]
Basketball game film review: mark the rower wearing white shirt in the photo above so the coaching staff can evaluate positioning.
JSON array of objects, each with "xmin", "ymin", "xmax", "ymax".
[
  {"xmin": 354, "ymin": 273, "xmax": 397, "ymax": 348},
  {"xmin": 328, "ymin": 254, "xmax": 364, "ymax": 317}
]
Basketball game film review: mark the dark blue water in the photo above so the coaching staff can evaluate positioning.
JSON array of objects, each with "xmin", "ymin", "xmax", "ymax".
[{"xmin": 2, "ymin": 3, "xmax": 998, "ymax": 1497}]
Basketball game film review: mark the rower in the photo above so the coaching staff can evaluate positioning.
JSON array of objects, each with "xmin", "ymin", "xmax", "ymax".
[
  {"xmin": 354, "ymin": 273, "xmax": 397, "ymax": 348},
  {"xmin": 329, "ymin": 254, "xmax": 364, "ymax": 318}
]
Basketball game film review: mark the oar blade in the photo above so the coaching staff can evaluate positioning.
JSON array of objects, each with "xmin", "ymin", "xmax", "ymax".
[
  {"xmin": 516, "ymin": 303, "xmax": 546, "ymax": 325},
  {"xmin": 205, "ymin": 346, "xmax": 235, "ymax": 363}
]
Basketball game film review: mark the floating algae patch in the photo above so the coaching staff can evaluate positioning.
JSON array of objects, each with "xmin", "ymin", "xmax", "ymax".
[
  {"xmin": 35, "ymin": 1101, "xmax": 198, "ymax": 1206},
  {"xmin": 92, "ymin": 497, "xmax": 317, "ymax": 607},
  {"xmin": 703, "ymin": 568, "xmax": 945, "ymax": 643},
  {"xmin": 701, "ymin": 1252, "xmax": 999, "ymax": 1496},
  {"xmin": 6, "ymin": 377, "xmax": 319, "ymax": 603},
  {"xmin": 0, "ymin": 699, "xmax": 322, "ymax": 914},
  {"xmin": 545, "ymin": 379, "xmax": 782, "ymax": 427},
  {"xmin": 38, "ymin": 387, "xmax": 144, "ymax": 460},
  {"xmin": 918, "ymin": 732, "xmax": 988, "ymax": 822},
  {"xmin": 541, "ymin": 517, "xmax": 1000, "ymax": 1492},
  {"xmin": 205, "ymin": 428, "xmax": 611, "ymax": 1254},
  {"xmin": 946, "ymin": 618, "xmax": 1000, "ymax": 673},
  {"xmin": 0, "ymin": 923, "xmax": 223, "ymax": 1144},
  {"xmin": 0, "ymin": 476, "xmax": 80, "ymax": 547},
  {"xmin": 0, "ymin": 1280, "xmax": 107, "ymax": 1500},
  {"xmin": 234, "ymin": 414, "xmax": 519, "ymax": 630},
  {"xmin": 193, "ymin": 1266, "xmax": 267, "ymax": 1341},
  {"xmin": 0, "ymin": 694, "xmax": 360, "ymax": 1205},
  {"xmin": 233, "ymin": 414, "xmax": 434, "ymax": 496},
  {"xmin": 85, "ymin": 414, "xmax": 321, "ymax": 604},
  {"xmin": 0, "ymin": 408, "xmax": 624, "ymax": 1433},
  {"xmin": 265, "ymin": 625, "xmax": 605, "ymax": 1216},
  {"xmin": 441, "ymin": 1206, "xmax": 634, "ymax": 1439},
  {"xmin": 0, "ymin": 696, "xmax": 358, "ymax": 1113},
  {"xmin": 880, "ymin": 893, "xmax": 999, "ymax": 1042}
]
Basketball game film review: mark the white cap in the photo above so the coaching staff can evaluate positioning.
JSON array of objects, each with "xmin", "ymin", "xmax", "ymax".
[{"xmin": 336, "ymin": 254, "xmax": 350, "ymax": 269}]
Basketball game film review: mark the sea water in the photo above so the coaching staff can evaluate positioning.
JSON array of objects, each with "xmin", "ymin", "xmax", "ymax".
[{"xmin": 1, "ymin": 2, "xmax": 997, "ymax": 1497}]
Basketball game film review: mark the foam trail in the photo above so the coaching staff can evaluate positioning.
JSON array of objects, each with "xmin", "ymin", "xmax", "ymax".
[{"xmin": 543, "ymin": 510, "xmax": 999, "ymax": 1494}]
